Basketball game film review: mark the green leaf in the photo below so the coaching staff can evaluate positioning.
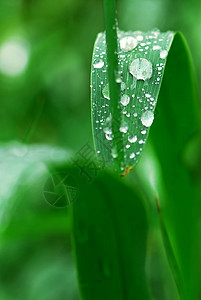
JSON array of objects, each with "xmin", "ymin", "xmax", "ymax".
[
  {"xmin": 91, "ymin": 29, "xmax": 174, "ymax": 174},
  {"xmin": 91, "ymin": 28, "xmax": 201, "ymax": 299},
  {"xmin": 149, "ymin": 33, "xmax": 200, "ymax": 300},
  {"xmin": 71, "ymin": 169, "xmax": 151, "ymax": 300}
]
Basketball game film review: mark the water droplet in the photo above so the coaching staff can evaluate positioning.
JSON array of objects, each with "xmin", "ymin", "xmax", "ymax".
[
  {"xmin": 128, "ymin": 135, "xmax": 137, "ymax": 143},
  {"xmin": 141, "ymin": 130, "xmax": 146, "ymax": 135},
  {"xmin": 136, "ymin": 35, "xmax": 143, "ymax": 41},
  {"xmin": 126, "ymin": 144, "xmax": 130, "ymax": 149},
  {"xmin": 130, "ymin": 153, "xmax": 135, "ymax": 159},
  {"xmin": 121, "ymin": 82, "xmax": 126, "ymax": 90},
  {"xmin": 129, "ymin": 58, "xmax": 153, "ymax": 81},
  {"xmin": 105, "ymin": 132, "xmax": 112, "ymax": 140},
  {"xmin": 112, "ymin": 147, "xmax": 118, "ymax": 158},
  {"xmin": 104, "ymin": 128, "xmax": 112, "ymax": 135},
  {"xmin": 160, "ymin": 50, "xmax": 168, "ymax": 59},
  {"xmin": 139, "ymin": 139, "xmax": 145, "ymax": 144},
  {"xmin": 102, "ymin": 84, "xmax": 110, "ymax": 100},
  {"xmin": 153, "ymin": 45, "xmax": 161, "ymax": 51},
  {"xmin": 120, "ymin": 121, "xmax": 128, "ymax": 133},
  {"xmin": 115, "ymin": 71, "xmax": 122, "ymax": 83},
  {"xmin": 145, "ymin": 93, "xmax": 151, "ymax": 98},
  {"xmin": 141, "ymin": 110, "xmax": 154, "ymax": 127},
  {"xmin": 120, "ymin": 36, "xmax": 138, "ymax": 52},
  {"xmin": 93, "ymin": 59, "xmax": 104, "ymax": 68},
  {"xmin": 121, "ymin": 94, "xmax": 130, "ymax": 106}
]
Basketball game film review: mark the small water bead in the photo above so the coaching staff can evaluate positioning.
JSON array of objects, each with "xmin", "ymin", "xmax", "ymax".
[
  {"xmin": 139, "ymin": 140, "xmax": 145, "ymax": 144},
  {"xmin": 121, "ymin": 94, "xmax": 130, "ymax": 106},
  {"xmin": 111, "ymin": 147, "xmax": 118, "ymax": 158},
  {"xmin": 105, "ymin": 132, "xmax": 112, "ymax": 141},
  {"xmin": 160, "ymin": 50, "xmax": 168, "ymax": 59},
  {"xmin": 130, "ymin": 153, "xmax": 135, "ymax": 159},
  {"xmin": 153, "ymin": 45, "xmax": 161, "ymax": 51},
  {"xmin": 136, "ymin": 35, "xmax": 143, "ymax": 41},
  {"xmin": 145, "ymin": 93, "xmax": 151, "ymax": 98},
  {"xmin": 115, "ymin": 71, "xmax": 122, "ymax": 83},
  {"xmin": 141, "ymin": 110, "xmax": 154, "ymax": 127},
  {"xmin": 120, "ymin": 123, "xmax": 128, "ymax": 133},
  {"xmin": 126, "ymin": 144, "xmax": 130, "ymax": 149},
  {"xmin": 102, "ymin": 84, "xmax": 110, "ymax": 100},
  {"xmin": 129, "ymin": 58, "xmax": 153, "ymax": 81},
  {"xmin": 120, "ymin": 36, "xmax": 138, "ymax": 52},
  {"xmin": 104, "ymin": 128, "xmax": 112, "ymax": 135},
  {"xmin": 141, "ymin": 130, "xmax": 146, "ymax": 135},
  {"xmin": 121, "ymin": 82, "xmax": 126, "ymax": 90},
  {"xmin": 133, "ymin": 113, "xmax": 138, "ymax": 117},
  {"xmin": 128, "ymin": 135, "xmax": 137, "ymax": 143},
  {"xmin": 93, "ymin": 59, "xmax": 104, "ymax": 68}
]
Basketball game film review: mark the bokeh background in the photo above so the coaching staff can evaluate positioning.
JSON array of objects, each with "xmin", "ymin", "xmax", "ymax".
[{"xmin": 0, "ymin": 0, "xmax": 200, "ymax": 299}]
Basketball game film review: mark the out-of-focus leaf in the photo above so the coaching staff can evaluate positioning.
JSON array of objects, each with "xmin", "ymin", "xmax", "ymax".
[
  {"xmin": 149, "ymin": 33, "xmax": 200, "ymax": 300},
  {"xmin": 70, "ymin": 167, "xmax": 151, "ymax": 300}
]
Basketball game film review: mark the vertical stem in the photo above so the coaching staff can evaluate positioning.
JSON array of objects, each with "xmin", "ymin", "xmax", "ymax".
[{"xmin": 103, "ymin": 0, "xmax": 123, "ymax": 172}]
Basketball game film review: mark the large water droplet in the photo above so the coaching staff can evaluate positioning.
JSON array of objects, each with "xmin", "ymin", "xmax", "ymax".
[
  {"xmin": 121, "ymin": 94, "xmax": 130, "ymax": 106},
  {"xmin": 129, "ymin": 58, "xmax": 152, "ymax": 81},
  {"xmin": 120, "ymin": 36, "xmax": 138, "ymax": 52},
  {"xmin": 102, "ymin": 84, "xmax": 110, "ymax": 100},
  {"xmin": 141, "ymin": 110, "xmax": 154, "ymax": 127},
  {"xmin": 160, "ymin": 50, "xmax": 168, "ymax": 59},
  {"xmin": 93, "ymin": 59, "xmax": 104, "ymax": 68}
]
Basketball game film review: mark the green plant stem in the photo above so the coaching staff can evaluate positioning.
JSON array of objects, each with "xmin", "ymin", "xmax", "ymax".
[{"xmin": 103, "ymin": 0, "xmax": 123, "ymax": 172}]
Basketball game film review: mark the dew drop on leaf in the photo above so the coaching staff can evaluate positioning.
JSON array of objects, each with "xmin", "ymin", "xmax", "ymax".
[
  {"xmin": 153, "ymin": 45, "xmax": 161, "ymax": 50},
  {"xmin": 121, "ymin": 82, "xmax": 126, "ymax": 90},
  {"xmin": 93, "ymin": 59, "xmax": 104, "ymax": 69},
  {"xmin": 128, "ymin": 135, "xmax": 137, "ymax": 143},
  {"xmin": 111, "ymin": 147, "xmax": 118, "ymax": 158},
  {"xmin": 105, "ymin": 132, "xmax": 113, "ymax": 141},
  {"xmin": 120, "ymin": 121, "xmax": 128, "ymax": 133},
  {"xmin": 130, "ymin": 153, "xmax": 135, "ymax": 159},
  {"xmin": 160, "ymin": 50, "xmax": 168, "ymax": 59},
  {"xmin": 141, "ymin": 110, "xmax": 154, "ymax": 127},
  {"xmin": 102, "ymin": 84, "xmax": 110, "ymax": 100},
  {"xmin": 120, "ymin": 36, "xmax": 138, "ymax": 52},
  {"xmin": 121, "ymin": 94, "xmax": 130, "ymax": 106},
  {"xmin": 129, "ymin": 58, "xmax": 153, "ymax": 81}
]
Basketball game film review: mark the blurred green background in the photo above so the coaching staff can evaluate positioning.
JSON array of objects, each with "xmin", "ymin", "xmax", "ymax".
[{"xmin": 0, "ymin": 0, "xmax": 200, "ymax": 299}]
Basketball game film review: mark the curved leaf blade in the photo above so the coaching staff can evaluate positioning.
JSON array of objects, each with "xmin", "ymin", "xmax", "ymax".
[
  {"xmin": 71, "ymin": 169, "xmax": 150, "ymax": 300},
  {"xmin": 91, "ymin": 29, "xmax": 174, "ymax": 174}
]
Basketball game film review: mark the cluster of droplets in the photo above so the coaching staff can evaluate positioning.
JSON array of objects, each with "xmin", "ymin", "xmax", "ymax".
[{"xmin": 92, "ymin": 30, "xmax": 173, "ymax": 166}]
